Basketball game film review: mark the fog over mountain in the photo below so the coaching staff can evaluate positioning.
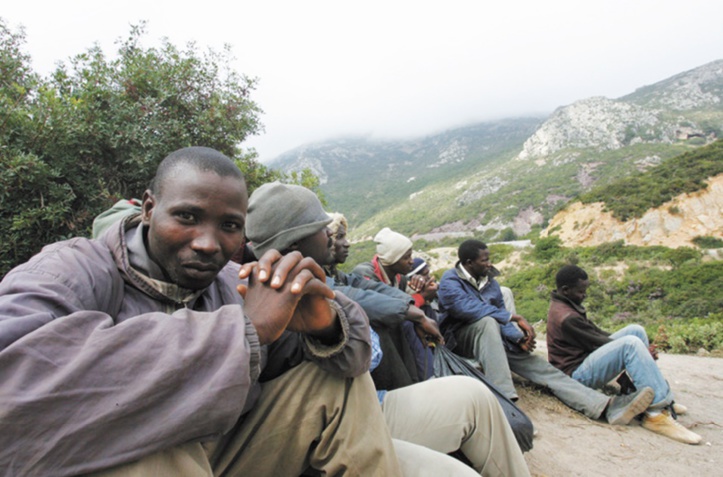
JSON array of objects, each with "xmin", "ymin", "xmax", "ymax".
[{"xmin": 273, "ymin": 60, "xmax": 723, "ymax": 243}]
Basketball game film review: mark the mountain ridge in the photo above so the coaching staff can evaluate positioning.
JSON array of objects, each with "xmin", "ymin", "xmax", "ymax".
[{"xmin": 272, "ymin": 59, "xmax": 723, "ymax": 245}]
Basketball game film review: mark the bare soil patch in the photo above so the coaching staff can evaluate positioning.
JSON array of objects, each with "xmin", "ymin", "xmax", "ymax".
[{"xmin": 518, "ymin": 352, "xmax": 722, "ymax": 476}]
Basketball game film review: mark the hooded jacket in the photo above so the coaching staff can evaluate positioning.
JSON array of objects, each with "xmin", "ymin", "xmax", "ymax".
[{"xmin": 0, "ymin": 214, "xmax": 370, "ymax": 476}]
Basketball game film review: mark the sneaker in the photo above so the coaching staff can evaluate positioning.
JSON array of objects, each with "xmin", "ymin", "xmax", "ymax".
[
  {"xmin": 642, "ymin": 411, "xmax": 701, "ymax": 444},
  {"xmin": 672, "ymin": 403, "xmax": 687, "ymax": 415},
  {"xmin": 606, "ymin": 386, "xmax": 655, "ymax": 425}
]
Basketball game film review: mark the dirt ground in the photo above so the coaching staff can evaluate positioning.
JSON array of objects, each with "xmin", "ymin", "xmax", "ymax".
[{"xmin": 516, "ymin": 350, "xmax": 722, "ymax": 476}]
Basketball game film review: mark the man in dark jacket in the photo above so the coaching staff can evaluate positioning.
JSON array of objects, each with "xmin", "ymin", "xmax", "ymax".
[
  {"xmin": 438, "ymin": 239, "xmax": 655, "ymax": 427},
  {"xmin": 0, "ymin": 147, "xmax": 401, "ymax": 476},
  {"xmin": 547, "ymin": 264, "xmax": 701, "ymax": 444},
  {"xmin": 245, "ymin": 182, "xmax": 532, "ymax": 477}
]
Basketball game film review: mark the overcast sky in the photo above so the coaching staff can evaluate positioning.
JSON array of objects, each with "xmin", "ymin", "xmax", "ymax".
[{"xmin": 4, "ymin": 1, "xmax": 723, "ymax": 162}]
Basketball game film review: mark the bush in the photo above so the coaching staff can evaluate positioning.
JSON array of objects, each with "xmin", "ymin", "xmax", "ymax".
[
  {"xmin": 579, "ymin": 139, "xmax": 723, "ymax": 221},
  {"xmin": 0, "ymin": 21, "xmax": 271, "ymax": 275},
  {"xmin": 653, "ymin": 317, "xmax": 723, "ymax": 354},
  {"xmin": 533, "ymin": 235, "xmax": 563, "ymax": 261},
  {"xmin": 692, "ymin": 235, "xmax": 723, "ymax": 249}
]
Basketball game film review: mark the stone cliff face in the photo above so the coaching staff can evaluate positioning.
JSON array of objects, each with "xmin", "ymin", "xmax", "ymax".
[
  {"xmin": 516, "ymin": 60, "xmax": 723, "ymax": 163},
  {"xmin": 623, "ymin": 59, "xmax": 723, "ymax": 110},
  {"xmin": 516, "ymin": 97, "xmax": 666, "ymax": 161},
  {"xmin": 543, "ymin": 174, "xmax": 723, "ymax": 248}
]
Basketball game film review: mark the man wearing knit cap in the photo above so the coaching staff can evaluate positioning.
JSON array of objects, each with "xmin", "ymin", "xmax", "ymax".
[
  {"xmin": 246, "ymin": 184, "xmax": 532, "ymax": 477},
  {"xmin": 354, "ymin": 227, "xmax": 415, "ymax": 288},
  {"xmin": 245, "ymin": 182, "xmax": 334, "ymax": 262},
  {"xmin": 247, "ymin": 185, "xmax": 442, "ymax": 349},
  {"xmin": 353, "ymin": 228, "xmax": 443, "ymax": 379}
]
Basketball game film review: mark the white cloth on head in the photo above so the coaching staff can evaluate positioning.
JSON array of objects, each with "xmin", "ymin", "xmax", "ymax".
[{"xmin": 374, "ymin": 227, "xmax": 413, "ymax": 266}]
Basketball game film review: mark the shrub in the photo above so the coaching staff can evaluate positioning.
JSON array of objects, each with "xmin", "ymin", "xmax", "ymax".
[
  {"xmin": 533, "ymin": 235, "xmax": 563, "ymax": 261},
  {"xmin": 652, "ymin": 317, "xmax": 723, "ymax": 354},
  {"xmin": 692, "ymin": 235, "xmax": 723, "ymax": 249}
]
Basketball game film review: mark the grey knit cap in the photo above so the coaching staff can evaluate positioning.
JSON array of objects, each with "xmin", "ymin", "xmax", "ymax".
[{"xmin": 246, "ymin": 182, "xmax": 332, "ymax": 258}]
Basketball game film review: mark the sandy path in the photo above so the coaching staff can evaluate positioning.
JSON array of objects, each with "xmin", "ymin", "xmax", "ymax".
[{"xmin": 517, "ymin": 352, "xmax": 722, "ymax": 476}]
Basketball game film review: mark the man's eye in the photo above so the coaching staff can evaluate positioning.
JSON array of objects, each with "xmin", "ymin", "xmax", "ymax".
[
  {"xmin": 223, "ymin": 222, "xmax": 243, "ymax": 232},
  {"xmin": 177, "ymin": 212, "xmax": 195, "ymax": 222}
]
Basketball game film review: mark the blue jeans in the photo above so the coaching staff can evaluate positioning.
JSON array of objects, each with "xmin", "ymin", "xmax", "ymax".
[{"xmin": 572, "ymin": 324, "xmax": 672, "ymax": 409}]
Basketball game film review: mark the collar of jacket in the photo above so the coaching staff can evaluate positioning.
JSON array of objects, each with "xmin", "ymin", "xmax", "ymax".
[
  {"xmin": 103, "ymin": 213, "xmax": 205, "ymax": 307},
  {"xmin": 372, "ymin": 255, "xmax": 401, "ymax": 287},
  {"xmin": 550, "ymin": 291, "xmax": 587, "ymax": 316}
]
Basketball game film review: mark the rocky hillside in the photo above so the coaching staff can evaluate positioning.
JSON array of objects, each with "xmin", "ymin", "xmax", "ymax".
[
  {"xmin": 518, "ymin": 60, "xmax": 723, "ymax": 162},
  {"xmin": 271, "ymin": 119, "xmax": 543, "ymax": 227},
  {"xmin": 543, "ymin": 174, "xmax": 723, "ymax": 248},
  {"xmin": 274, "ymin": 59, "xmax": 723, "ymax": 245}
]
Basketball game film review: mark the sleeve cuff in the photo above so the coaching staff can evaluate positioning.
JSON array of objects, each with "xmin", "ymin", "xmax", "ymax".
[
  {"xmin": 244, "ymin": 315, "xmax": 262, "ymax": 383},
  {"xmin": 303, "ymin": 298, "xmax": 350, "ymax": 358}
]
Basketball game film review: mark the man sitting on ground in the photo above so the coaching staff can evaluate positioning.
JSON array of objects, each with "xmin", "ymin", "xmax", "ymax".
[
  {"xmin": 0, "ymin": 147, "xmax": 402, "ymax": 476},
  {"xmin": 324, "ymin": 212, "xmax": 350, "ymax": 282},
  {"xmin": 245, "ymin": 182, "xmax": 531, "ymax": 477},
  {"xmin": 437, "ymin": 239, "xmax": 655, "ymax": 427},
  {"xmin": 547, "ymin": 264, "xmax": 701, "ymax": 444}
]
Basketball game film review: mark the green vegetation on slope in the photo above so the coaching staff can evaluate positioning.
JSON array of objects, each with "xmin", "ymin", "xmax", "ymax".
[
  {"xmin": 578, "ymin": 139, "xmax": 723, "ymax": 221},
  {"xmin": 506, "ymin": 239, "xmax": 723, "ymax": 354},
  {"xmin": 350, "ymin": 142, "xmax": 692, "ymax": 240}
]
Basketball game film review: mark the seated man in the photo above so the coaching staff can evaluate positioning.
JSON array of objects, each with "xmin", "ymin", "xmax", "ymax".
[
  {"xmin": 0, "ymin": 147, "xmax": 402, "ymax": 476},
  {"xmin": 245, "ymin": 182, "xmax": 531, "ymax": 477},
  {"xmin": 324, "ymin": 212, "xmax": 350, "ymax": 282},
  {"xmin": 350, "ymin": 228, "xmax": 437, "ymax": 320},
  {"xmin": 437, "ymin": 239, "xmax": 655, "ymax": 426},
  {"xmin": 406, "ymin": 257, "xmax": 440, "ymax": 315},
  {"xmin": 547, "ymin": 264, "xmax": 702, "ymax": 444},
  {"xmin": 352, "ymin": 228, "xmax": 440, "ymax": 380},
  {"xmin": 352, "ymin": 227, "xmax": 417, "ymax": 297}
]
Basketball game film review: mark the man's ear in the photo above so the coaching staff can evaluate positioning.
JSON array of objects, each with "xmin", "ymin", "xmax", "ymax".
[{"xmin": 141, "ymin": 190, "xmax": 155, "ymax": 225}]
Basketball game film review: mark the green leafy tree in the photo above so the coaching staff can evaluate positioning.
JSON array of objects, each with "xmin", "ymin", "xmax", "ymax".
[{"xmin": 0, "ymin": 20, "xmax": 271, "ymax": 275}]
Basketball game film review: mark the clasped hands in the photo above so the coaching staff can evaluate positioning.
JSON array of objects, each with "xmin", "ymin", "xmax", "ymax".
[
  {"xmin": 511, "ymin": 314, "xmax": 537, "ymax": 352},
  {"xmin": 237, "ymin": 250, "xmax": 340, "ymax": 345}
]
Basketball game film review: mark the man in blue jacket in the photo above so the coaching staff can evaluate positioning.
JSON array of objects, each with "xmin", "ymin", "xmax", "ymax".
[{"xmin": 438, "ymin": 239, "xmax": 655, "ymax": 426}]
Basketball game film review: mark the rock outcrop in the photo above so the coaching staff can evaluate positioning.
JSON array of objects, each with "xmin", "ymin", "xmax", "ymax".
[{"xmin": 543, "ymin": 174, "xmax": 723, "ymax": 248}]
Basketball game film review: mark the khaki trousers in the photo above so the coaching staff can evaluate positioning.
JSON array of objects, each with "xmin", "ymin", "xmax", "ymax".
[
  {"xmin": 90, "ymin": 362, "xmax": 402, "ymax": 476},
  {"xmin": 382, "ymin": 376, "xmax": 531, "ymax": 477}
]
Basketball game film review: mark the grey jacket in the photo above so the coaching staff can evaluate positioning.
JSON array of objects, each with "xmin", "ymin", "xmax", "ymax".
[
  {"xmin": 329, "ymin": 271, "xmax": 412, "ymax": 328},
  {"xmin": 0, "ymin": 214, "xmax": 370, "ymax": 476}
]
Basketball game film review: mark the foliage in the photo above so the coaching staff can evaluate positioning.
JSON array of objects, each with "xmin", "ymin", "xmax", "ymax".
[
  {"xmin": 653, "ymin": 317, "xmax": 723, "ymax": 354},
  {"xmin": 533, "ymin": 235, "xmax": 563, "ymax": 261},
  {"xmin": 0, "ymin": 20, "xmax": 263, "ymax": 275},
  {"xmin": 0, "ymin": 20, "xmax": 324, "ymax": 276},
  {"xmin": 495, "ymin": 243, "xmax": 723, "ymax": 354},
  {"xmin": 692, "ymin": 235, "xmax": 723, "ymax": 249},
  {"xmin": 579, "ymin": 139, "xmax": 723, "ymax": 221}
]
